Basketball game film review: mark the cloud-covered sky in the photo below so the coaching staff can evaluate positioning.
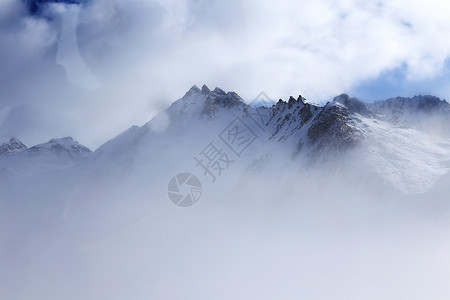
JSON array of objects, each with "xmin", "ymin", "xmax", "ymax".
[{"xmin": 1, "ymin": 0, "xmax": 450, "ymax": 148}]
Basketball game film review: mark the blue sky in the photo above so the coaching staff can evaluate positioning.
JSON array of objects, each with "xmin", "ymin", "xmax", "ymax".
[
  {"xmin": 351, "ymin": 60, "xmax": 450, "ymax": 102},
  {"xmin": 1, "ymin": 0, "xmax": 450, "ymax": 148}
]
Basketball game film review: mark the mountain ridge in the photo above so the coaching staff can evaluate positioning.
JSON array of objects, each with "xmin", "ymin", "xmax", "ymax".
[{"xmin": 1, "ymin": 86, "xmax": 449, "ymax": 195}]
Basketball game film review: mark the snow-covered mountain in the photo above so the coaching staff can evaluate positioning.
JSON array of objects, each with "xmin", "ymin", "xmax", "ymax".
[
  {"xmin": 265, "ymin": 92, "xmax": 450, "ymax": 194},
  {"xmin": 0, "ymin": 137, "xmax": 27, "ymax": 155},
  {"xmin": 0, "ymin": 136, "xmax": 90, "ymax": 170},
  {"xmin": 2, "ymin": 86, "xmax": 450, "ymax": 300},
  {"xmin": 2, "ymin": 85, "xmax": 443, "ymax": 233},
  {"xmin": 2, "ymin": 86, "xmax": 449, "ymax": 197},
  {"xmin": 0, "ymin": 136, "xmax": 90, "ymax": 197},
  {"xmin": 370, "ymin": 95, "xmax": 450, "ymax": 134}
]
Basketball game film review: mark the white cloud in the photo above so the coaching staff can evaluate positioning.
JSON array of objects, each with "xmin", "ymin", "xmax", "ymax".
[
  {"xmin": 2, "ymin": 0, "xmax": 450, "ymax": 148},
  {"xmin": 73, "ymin": 0, "xmax": 450, "ymax": 100}
]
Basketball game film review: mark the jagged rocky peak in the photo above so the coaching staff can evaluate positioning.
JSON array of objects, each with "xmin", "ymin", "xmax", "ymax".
[
  {"xmin": 9, "ymin": 137, "xmax": 27, "ymax": 149},
  {"xmin": 0, "ymin": 137, "xmax": 28, "ymax": 155},
  {"xmin": 201, "ymin": 84, "xmax": 211, "ymax": 94},
  {"xmin": 209, "ymin": 87, "xmax": 244, "ymax": 105},
  {"xmin": 274, "ymin": 95, "xmax": 302, "ymax": 110},
  {"xmin": 173, "ymin": 85, "xmax": 247, "ymax": 117},
  {"xmin": 372, "ymin": 95, "xmax": 450, "ymax": 114},
  {"xmin": 271, "ymin": 95, "xmax": 318, "ymax": 119},
  {"xmin": 413, "ymin": 95, "xmax": 449, "ymax": 111},
  {"xmin": 307, "ymin": 102, "xmax": 364, "ymax": 150},
  {"xmin": 202, "ymin": 86, "xmax": 246, "ymax": 116},
  {"xmin": 168, "ymin": 85, "xmax": 208, "ymax": 115},
  {"xmin": 333, "ymin": 94, "xmax": 372, "ymax": 116},
  {"xmin": 368, "ymin": 95, "xmax": 450, "ymax": 134},
  {"xmin": 288, "ymin": 95, "xmax": 306, "ymax": 104},
  {"xmin": 276, "ymin": 95, "xmax": 305, "ymax": 105},
  {"xmin": 184, "ymin": 85, "xmax": 202, "ymax": 97}
]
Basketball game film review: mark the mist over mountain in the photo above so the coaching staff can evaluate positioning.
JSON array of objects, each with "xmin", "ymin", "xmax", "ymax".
[
  {"xmin": 1, "ymin": 86, "xmax": 450, "ymax": 299},
  {"xmin": 3, "ymin": 0, "xmax": 450, "ymax": 298},
  {"xmin": 1, "ymin": 82, "xmax": 450, "ymax": 300},
  {"xmin": 3, "ymin": 86, "xmax": 449, "ymax": 196}
]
